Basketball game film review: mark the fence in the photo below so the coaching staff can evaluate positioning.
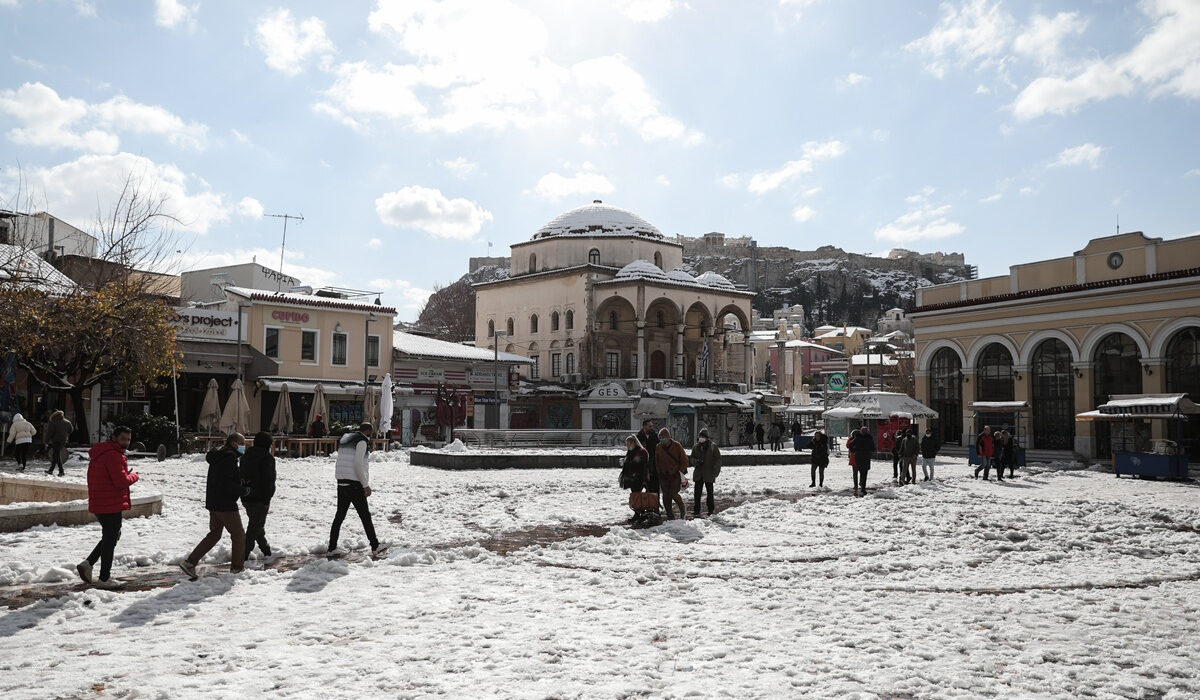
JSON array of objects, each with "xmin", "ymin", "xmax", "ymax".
[{"xmin": 453, "ymin": 429, "xmax": 632, "ymax": 449}]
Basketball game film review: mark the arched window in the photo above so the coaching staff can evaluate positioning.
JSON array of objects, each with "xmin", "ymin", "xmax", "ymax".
[
  {"xmin": 609, "ymin": 311, "xmax": 618, "ymax": 331},
  {"xmin": 487, "ymin": 319, "xmax": 495, "ymax": 338},
  {"xmin": 565, "ymin": 352, "xmax": 575, "ymax": 374},
  {"xmin": 506, "ymin": 318, "xmax": 514, "ymax": 336},
  {"xmin": 565, "ymin": 310, "xmax": 574, "ymax": 330},
  {"xmin": 928, "ymin": 347, "xmax": 962, "ymax": 445},
  {"xmin": 588, "ymin": 248, "xmax": 600, "ymax": 265},
  {"xmin": 551, "ymin": 311, "xmax": 559, "ymax": 332},
  {"xmin": 653, "ymin": 251, "xmax": 663, "ymax": 269},
  {"xmin": 976, "ymin": 344, "xmax": 1014, "ymax": 402},
  {"xmin": 1093, "ymin": 333, "xmax": 1143, "ymax": 458},
  {"xmin": 1166, "ymin": 327, "xmax": 1200, "ymax": 457},
  {"xmin": 656, "ymin": 310, "xmax": 665, "ymax": 329},
  {"xmin": 528, "ymin": 253, "xmax": 537, "ymax": 273},
  {"xmin": 1032, "ymin": 339, "xmax": 1074, "ymax": 450},
  {"xmin": 530, "ymin": 314, "xmax": 539, "ymax": 334}
]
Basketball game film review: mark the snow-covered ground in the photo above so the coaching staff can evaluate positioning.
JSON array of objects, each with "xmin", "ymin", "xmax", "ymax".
[{"xmin": 2, "ymin": 451, "xmax": 1200, "ymax": 698}]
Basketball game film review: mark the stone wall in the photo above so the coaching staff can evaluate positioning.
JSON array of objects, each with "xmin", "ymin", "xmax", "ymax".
[{"xmin": 0, "ymin": 475, "xmax": 162, "ymax": 531}]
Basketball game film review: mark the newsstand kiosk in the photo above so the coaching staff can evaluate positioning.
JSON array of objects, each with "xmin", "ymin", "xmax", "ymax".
[{"xmin": 1076, "ymin": 393, "xmax": 1198, "ymax": 479}]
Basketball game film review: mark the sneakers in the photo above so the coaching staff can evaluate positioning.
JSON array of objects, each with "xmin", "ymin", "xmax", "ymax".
[
  {"xmin": 76, "ymin": 560, "xmax": 93, "ymax": 584},
  {"xmin": 327, "ymin": 547, "xmax": 346, "ymax": 557},
  {"xmin": 179, "ymin": 559, "xmax": 198, "ymax": 580},
  {"xmin": 370, "ymin": 543, "xmax": 388, "ymax": 555},
  {"xmin": 95, "ymin": 578, "xmax": 125, "ymax": 590}
]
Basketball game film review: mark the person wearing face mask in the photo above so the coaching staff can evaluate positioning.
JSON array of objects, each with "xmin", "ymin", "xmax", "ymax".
[
  {"xmin": 179, "ymin": 433, "xmax": 248, "ymax": 579},
  {"xmin": 919, "ymin": 428, "xmax": 940, "ymax": 481},
  {"xmin": 689, "ymin": 428, "xmax": 722, "ymax": 518},
  {"xmin": 75, "ymin": 426, "xmax": 139, "ymax": 587}
]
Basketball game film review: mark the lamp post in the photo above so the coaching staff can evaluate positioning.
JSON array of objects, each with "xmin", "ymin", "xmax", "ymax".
[{"xmin": 493, "ymin": 331, "xmax": 508, "ymax": 429}]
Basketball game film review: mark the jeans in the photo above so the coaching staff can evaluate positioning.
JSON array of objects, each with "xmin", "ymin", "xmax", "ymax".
[
  {"xmin": 13, "ymin": 442, "xmax": 30, "ymax": 468},
  {"xmin": 187, "ymin": 510, "xmax": 246, "ymax": 571},
  {"xmin": 329, "ymin": 480, "xmax": 378, "ymax": 550},
  {"xmin": 853, "ymin": 457, "xmax": 871, "ymax": 491},
  {"xmin": 660, "ymin": 473, "xmax": 685, "ymax": 520},
  {"xmin": 693, "ymin": 480, "xmax": 714, "ymax": 515},
  {"xmin": 974, "ymin": 458, "xmax": 999, "ymax": 479},
  {"xmin": 244, "ymin": 501, "xmax": 271, "ymax": 556},
  {"xmin": 810, "ymin": 464, "xmax": 826, "ymax": 487},
  {"xmin": 920, "ymin": 456, "xmax": 935, "ymax": 480},
  {"xmin": 49, "ymin": 442, "xmax": 65, "ymax": 473},
  {"xmin": 87, "ymin": 512, "xmax": 123, "ymax": 581}
]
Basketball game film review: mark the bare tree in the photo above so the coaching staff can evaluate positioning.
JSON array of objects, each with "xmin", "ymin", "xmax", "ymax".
[{"xmin": 415, "ymin": 277, "xmax": 476, "ymax": 343}]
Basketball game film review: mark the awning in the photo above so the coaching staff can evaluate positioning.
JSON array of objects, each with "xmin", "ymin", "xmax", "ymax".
[
  {"xmin": 634, "ymin": 397, "xmax": 671, "ymax": 418},
  {"xmin": 970, "ymin": 401, "xmax": 1030, "ymax": 412},
  {"xmin": 256, "ymin": 377, "xmax": 416, "ymax": 398},
  {"xmin": 824, "ymin": 407, "xmax": 861, "ymax": 419},
  {"xmin": 781, "ymin": 405, "xmax": 826, "ymax": 414},
  {"xmin": 178, "ymin": 340, "xmax": 252, "ymax": 364},
  {"xmin": 1077, "ymin": 393, "xmax": 1198, "ymax": 421}
]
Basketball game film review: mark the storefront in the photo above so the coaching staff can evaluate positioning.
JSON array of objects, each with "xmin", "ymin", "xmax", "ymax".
[{"xmin": 580, "ymin": 382, "xmax": 634, "ymax": 431}]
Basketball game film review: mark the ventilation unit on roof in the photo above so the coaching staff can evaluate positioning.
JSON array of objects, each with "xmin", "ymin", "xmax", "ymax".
[{"xmin": 289, "ymin": 285, "xmax": 313, "ymax": 295}]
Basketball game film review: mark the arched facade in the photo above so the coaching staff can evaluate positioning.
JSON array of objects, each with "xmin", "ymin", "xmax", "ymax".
[
  {"xmin": 1031, "ymin": 338, "xmax": 1074, "ymax": 450},
  {"xmin": 928, "ymin": 347, "xmax": 963, "ymax": 445},
  {"xmin": 1092, "ymin": 333, "xmax": 1143, "ymax": 459},
  {"xmin": 1165, "ymin": 326, "xmax": 1200, "ymax": 455}
]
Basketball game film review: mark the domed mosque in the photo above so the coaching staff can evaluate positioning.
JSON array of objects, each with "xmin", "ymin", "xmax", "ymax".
[{"xmin": 474, "ymin": 201, "xmax": 756, "ymax": 436}]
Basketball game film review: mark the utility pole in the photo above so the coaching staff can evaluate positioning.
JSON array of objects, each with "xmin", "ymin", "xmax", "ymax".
[{"xmin": 265, "ymin": 213, "xmax": 304, "ymax": 290}]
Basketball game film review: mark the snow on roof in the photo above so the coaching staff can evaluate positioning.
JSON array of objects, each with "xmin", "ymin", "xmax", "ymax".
[
  {"xmin": 823, "ymin": 391, "xmax": 938, "ymax": 419},
  {"xmin": 786, "ymin": 339, "xmax": 839, "ymax": 352},
  {"xmin": 851, "ymin": 354, "xmax": 899, "ymax": 366},
  {"xmin": 667, "ymin": 267, "xmax": 697, "ymax": 283},
  {"xmin": 749, "ymin": 330, "xmax": 778, "ymax": 341},
  {"xmin": 694, "ymin": 271, "xmax": 737, "ymax": 290},
  {"xmin": 646, "ymin": 385, "xmax": 756, "ymax": 408},
  {"xmin": 0, "ymin": 244, "xmax": 78, "ymax": 292},
  {"xmin": 815, "ymin": 325, "xmax": 838, "ymax": 332},
  {"xmin": 531, "ymin": 201, "xmax": 664, "ymax": 240},
  {"xmin": 815, "ymin": 326, "xmax": 872, "ymax": 339},
  {"xmin": 226, "ymin": 286, "xmax": 397, "ymax": 314},
  {"xmin": 615, "ymin": 259, "xmax": 670, "ymax": 282},
  {"xmin": 393, "ymin": 331, "xmax": 532, "ymax": 364}
]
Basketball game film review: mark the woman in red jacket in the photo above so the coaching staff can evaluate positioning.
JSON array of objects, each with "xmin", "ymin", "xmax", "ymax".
[{"xmin": 76, "ymin": 426, "xmax": 139, "ymax": 587}]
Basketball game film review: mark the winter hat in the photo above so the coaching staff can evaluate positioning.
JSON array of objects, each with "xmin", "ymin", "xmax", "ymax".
[
  {"xmin": 698, "ymin": 428, "xmax": 710, "ymax": 439},
  {"xmin": 253, "ymin": 431, "xmax": 273, "ymax": 449}
]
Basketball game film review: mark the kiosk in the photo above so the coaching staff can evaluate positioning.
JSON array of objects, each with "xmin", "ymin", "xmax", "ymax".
[
  {"xmin": 967, "ymin": 400, "xmax": 1029, "ymax": 467},
  {"xmin": 1076, "ymin": 394, "xmax": 1198, "ymax": 479}
]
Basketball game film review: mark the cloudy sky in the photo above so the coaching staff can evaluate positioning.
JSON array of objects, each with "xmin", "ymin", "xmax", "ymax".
[{"xmin": 2, "ymin": 0, "xmax": 1198, "ymax": 320}]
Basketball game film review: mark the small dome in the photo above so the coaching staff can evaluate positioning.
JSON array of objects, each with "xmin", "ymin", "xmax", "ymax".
[
  {"xmin": 695, "ymin": 271, "xmax": 736, "ymax": 290},
  {"xmin": 615, "ymin": 259, "xmax": 670, "ymax": 282},
  {"xmin": 667, "ymin": 267, "xmax": 697, "ymax": 284},
  {"xmin": 532, "ymin": 202, "xmax": 663, "ymax": 240}
]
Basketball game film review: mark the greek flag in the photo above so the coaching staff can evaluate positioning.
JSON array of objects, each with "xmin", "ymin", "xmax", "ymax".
[{"xmin": 701, "ymin": 341, "xmax": 709, "ymax": 374}]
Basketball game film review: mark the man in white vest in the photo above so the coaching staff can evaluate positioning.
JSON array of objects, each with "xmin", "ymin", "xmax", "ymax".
[{"xmin": 328, "ymin": 422, "xmax": 382, "ymax": 555}]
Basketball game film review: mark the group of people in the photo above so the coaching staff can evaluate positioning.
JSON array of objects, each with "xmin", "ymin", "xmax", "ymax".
[
  {"xmin": 745, "ymin": 418, "xmax": 805, "ymax": 452},
  {"xmin": 620, "ymin": 419, "xmax": 723, "ymax": 521},
  {"xmin": 71, "ymin": 421, "xmax": 383, "ymax": 587},
  {"xmin": 4, "ymin": 410, "xmax": 73, "ymax": 476},
  {"xmin": 889, "ymin": 428, "xmax": 941, "ymax": 484},
  {"xmin": 973, "ymin": 425, "xmax": 1017, "ymax": 481}
]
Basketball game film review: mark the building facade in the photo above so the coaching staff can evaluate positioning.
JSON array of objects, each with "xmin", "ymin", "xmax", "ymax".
[{"xmin": 910, "ymin": 232, "xmax": 1200, "ymax": 459}]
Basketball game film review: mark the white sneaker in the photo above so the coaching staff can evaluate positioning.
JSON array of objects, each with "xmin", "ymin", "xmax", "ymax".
[
  {"xmin": 179, "ymin": 559, "xmax": 198, "ymax": 580},
  {"xmin": 76, "ymin": 560, "xmax": 93, "ymax": 584},
  {"xmin": 95, "ymin": 578, "xmax": 125, "ymax": 590},
  {"xmin": 327, "ymin": 547, "xmax": 346, "ymax": 557}
]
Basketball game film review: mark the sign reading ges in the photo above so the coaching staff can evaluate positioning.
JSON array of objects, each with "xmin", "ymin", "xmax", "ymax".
[
  {"xmin": 170, "ymin": 308, "xmax": 239, "ymax": 341},
  {"xmin": 587, "ymin": 382, "xmax": 628, "ymax": 400},
  {"xmin": 270, "ymin": 310, "xmax": 311, "ymax": 324}
]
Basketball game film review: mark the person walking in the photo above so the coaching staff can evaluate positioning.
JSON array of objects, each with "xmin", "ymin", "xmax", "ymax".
[
  {"xmin": 890, "ymin": 432, "xmax": 902, "ymax": 483},
  {"xmin": 328, "ymin": 422, "xmax": 382, "ymax": 555},
  {"xmin": 791, "ymin": 419, "xmax": 804, "ymax": 451},
  {"xmin": 75, "ymin": 426, "xmax": 139, "ymax": 588},
  {"xmin": 767, "ymin": 421, "xmax": 782, "ymax": 452},
  {"xmin": 809, "ymin": 430, "xmax": 829, "ymax": 488},
  {"xmin": 689, "ymin": 428, "xmax": 721, "ymax": 518},
  {"xmin": 309, "ymin": 414, "xmax": 327, "ymax": 438},
  {"xmin": 744, "ymin": 418, "xmax": 754, "ymax": 448},
  {"xmin": 898, "ymin": 428, "xmax": 920, "ymax": 485},
  {"xmin": 180, "ymin": 433, "xmax": 248, "ymax": 579},
  {"xmin": 655, "ymin": 427, "xmax": 689, "ymax": 520},
  {"xmin": 997, "ymin": 429, "xmax": 1016, "ymax": 479},
  {"xmin": 44, "ymin": 410, "xmax": 72, "ymax": 476},
  {"xmin": 240, "ymin": 431, "xmax": 277, "ymax": 559},
  {"xmin": 973, "ymin": 425, "xmax": 999, "ymax": 481},
  {"xmin": 635, "ymin": 419, "xmax": 660, "ymax": 487},
  {"xmin": 919, "ymin": 428, "xmax": 940, "ymax": 481},
  {"xmin": 5, "ymin": 413, "xmax": 36, "ymax": 471},
  {"xmin": 849, "ymin": 428, "xmax": 875, "ymax": 496},
  {"xmin": 754, "ymin": 421, "xmax": 765, "ymax": 450},
  {"xmin": 847, "ymin": 428, "xmax": 859, "ymax": 474}
]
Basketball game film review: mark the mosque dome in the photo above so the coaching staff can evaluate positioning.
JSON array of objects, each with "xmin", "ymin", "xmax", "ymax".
[
  {"xmin": 615, "ymin": 259, "xmax": 670, "ymax": 282},
  {"xmin": 667, "ymin": 267, "xmax": 697, "ymax": 284},
  {"xmin": 695, "ymin": 271, "xmax": 737, "ymax": 290},
  {"xmin": 531, "ymin": 200, "xmax": 664, "ymax": 240}
]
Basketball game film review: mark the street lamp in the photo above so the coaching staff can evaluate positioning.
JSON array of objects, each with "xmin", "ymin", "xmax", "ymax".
[{"xmin": 493, "ymin": 331, "xmax": 508, "ymax": 429}]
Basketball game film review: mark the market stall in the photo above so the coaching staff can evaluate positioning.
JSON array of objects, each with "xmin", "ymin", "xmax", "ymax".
[
  {"xmin": 822, "ymin": 391, "xmax": 938, "ymax": 453},
  {"xmin": 968, "ymin": 400, "xmax": 1029, "ymax": 467},
  {"xmin": 1076, "ymin": 393, "xmax": 1198, "ymax": 479}
]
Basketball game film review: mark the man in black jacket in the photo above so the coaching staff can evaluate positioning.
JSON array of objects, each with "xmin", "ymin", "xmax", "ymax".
[
  {"xmin": 850, "ymin": 428, "xmax": 875, "ymax": 496},
  {"xmin": 635, "ymin": 420, "xmax": 660, "ymax": 494},
  {"xmin": 919, "ymin": 428, "xmax": 940, "ymax": 481},
  {"xmin": 180, "ymin": 433, "xmax": 248, "ymax": 579},
  {"xmin": 241, "ymin": 432, "xmax": 277, "ymax": 559}
]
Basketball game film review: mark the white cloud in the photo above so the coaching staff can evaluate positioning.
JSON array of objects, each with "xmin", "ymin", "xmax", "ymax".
[
  {"xmin": 154, "ymin": 0, "xmax": 197, "ymax": 30},
  {"xmin": 1048, "ymin": 143, "xmax": 1105, "ymax": 170},
  {"xmin": 532, "ymin": 169, "xmax": 615, "ymax": 201},
  {"xmin": 10, "ymin": 54, "xmax": 45, "ymax": 71},
  {"xmin": 254, "ymin": 8, "xmax": 335, "ymax": 77},
  {"xmin": 656, "ymin": 174, "xmax": 671, "ymax": 187},
  {"xmin": 316, "ymin": 1, "xmax": 700, "ymax": 145},
  {"xmin": 236, "ymin": 197, "xmax": 264, "ymax": 219},
  {"xmin": 1019, "ymin": 186, "xmax": 1036, "ymax": 196},
  {"xmin": 9, "ymin": 152, "xmax": 230, "ymax": 234},
  {"xmin": 1012, "ymin": 11, "xmax": 1087, "ymax": 67},
  {"xmin": 779, "ymin": 0, "xmax": 822, "ymax": 20},
  {"xmin": 1185, "ymin": 168, "xmax": 1200, "ymax": 177},
  {"xmin": 905, "ymin": 0, "xmax": 1015, "ymax": 78},
  {"xmin": 375, "ymin": 185, "xmax": 492, "ymax": 240},
  {"xmin": 791, "ymin": 205, "xmax": 816, "ymax": 223},
  {"xmin": 874, "ymin": 188, "xmax": 965, "ymax": 243},
  {"xmin": 734, "ymin": 139, "xmax": 846, "ymax": 194},
  {"xmin": 802, "ymin": 186, "xmax": 822, "ymax": 197},
  {"xmin": 367, "ymin": 277, "xmax": 434, "ymax": 313},
  {"xmin": 0, "ymin": 82, "xmax": 207, "ymax": 152},
  {"xmin": 979, "ymin": 192, "xmax": 1003, "ymax": 203},
  {"xmin": 440, "ymin": 156, "xmax": 478, "ymax": 179},
  {"xmin": 611, "ymin": 0, "xmax": 685, "ymax": 23},
  {"xmin": 366, "ymin": 237, "xmax": 383, "ymax": 250},
  {"xmin": 178, "ymin": 247, "xmax": 339, "ymax": 289},
  {"xmin": 838, "ymin": 72, "xmax": 869, "ymax": 89},
  {"xmin": 230, "ymin": 129, "xmax": 253, "ymax": 145}
]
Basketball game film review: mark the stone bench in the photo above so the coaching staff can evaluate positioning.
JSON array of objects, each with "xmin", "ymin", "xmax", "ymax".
[{"xmin": 0, "ymin": 474, "xmax": 162, "ymax": 532}]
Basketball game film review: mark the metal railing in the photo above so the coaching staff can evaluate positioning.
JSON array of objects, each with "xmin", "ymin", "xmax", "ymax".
[{"xmin": 453, "ymin": 429, "xmax": 632, "ymax": 449}]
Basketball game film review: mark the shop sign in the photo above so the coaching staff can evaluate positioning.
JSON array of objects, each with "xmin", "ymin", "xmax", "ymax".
[
  {"xmin": 171, "ymin": 307, "xmax": 239, "ymax": 341},
  {"xmin": 417, "ymin": 367, "xmax": 445, "ymax": 382},
  {"xmin": 587, "ymin": 382, "xmax": 628, "ymax": 400},
  {"xmin": 468, "ymin": 369, "xmax": 500, "ymax": 386},
  {"xmin": 472, "ymin": 395, "xmax": 507, "ymax": 405},
  {"xmin": 269, "ymin": 309, "xmax": 313, "ymax": 324}
]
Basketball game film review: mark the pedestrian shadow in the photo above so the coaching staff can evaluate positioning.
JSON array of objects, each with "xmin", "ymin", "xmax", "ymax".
[
  {"xmin": 110, "ymin": 575, "xmax": 235, "ymax": 628},
  {"xmin": 284, "ymin": 558, "xmax": 350, "ymax": 594},
  {"xmin": 0, "ymin": 597, "xmax": 67, "ymax": 638}
]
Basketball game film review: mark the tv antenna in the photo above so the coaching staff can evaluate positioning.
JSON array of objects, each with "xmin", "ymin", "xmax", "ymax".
[{"xmin": 265, "ymin": 213, "xmax": 304, "ymax": 290}]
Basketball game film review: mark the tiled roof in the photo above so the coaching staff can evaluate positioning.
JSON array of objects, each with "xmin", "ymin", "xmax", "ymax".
[
  {"xmin": 393, "ymin": 331, "xmax": 532, "ymax": 364},
  {"xmin": 225, "ymin": 286, "xmax": 396, "ymax": 313}
]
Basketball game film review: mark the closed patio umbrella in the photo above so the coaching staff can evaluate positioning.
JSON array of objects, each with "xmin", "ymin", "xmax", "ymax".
[
  {"xmin": 269, "ymin": 382, "xmax": 294, "ymax": 434},
  {"xmin": 198, "ymin": 378, "xmax": 221, "ymax": 434},
  {"xmin": 218, "ymin": 378, "xmax": 252, "ymax": 435},
  {"xmin": 306, "ymin": 383, "xmax": 328, "ymax": 433},
  {"xmin": 379, "ymin": 374, "xmax": 394, "ymax": 437}
]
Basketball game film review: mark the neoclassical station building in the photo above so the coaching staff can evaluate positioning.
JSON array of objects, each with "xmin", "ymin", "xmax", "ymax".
[
  {"xmin": 910, "ymin": 231, "xmax": 1200, "ymax": 459},
  {"xmin": 475, "ymin": 201, "xmax": 755, "ymax": 393}
]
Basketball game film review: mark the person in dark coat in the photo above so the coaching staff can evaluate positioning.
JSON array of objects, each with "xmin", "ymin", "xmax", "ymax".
[
  {"xmin": 44, "ymin": 410, "xmax": 72, "ymax": 476},
  {"xmin": 689, "ymin": 428, "xmax": 721, "ymax": 517},
  {"xmin": 919, "ymin": 428, "xmax": 940, "ymax": 481},
  {"xmin": 754, "ymin": 421, "xmax": 765, "ymax": 450},
  {"xmin": 791, "ymin": 419, "xmax": 804, "ymax": 451},
  {"xmin": 890, "ymin": 433, "xmax": 902, "ymax": 483},
  {"xmin": 180, "ymin": 433, "xmax": 248, "ymax": 579},
  {"xmin": 655, "ymin": 428, "xmax": 689, "ymax": 520},
  {"xmin": 809, "ymin": 430, "xmax": 829, "ymax": 488},
  {"xmin": 744, "ymin": 419, "xmax": 754, "ymax": 448},
  {"xmin": 898, "ymin": 429, "xmax": 920, "ymax": 485},
  {"xmin": 635, "ymin": 420, "xmax": 660, "ymax": 493},
  {"xmin": 76, "ymin": 426, "xmax": 139, "ymax": 587},
  {"xmin": 849, "ymin": 428, "xmax": 875, "ymax": 496},
  {"xmin": 973, "ymin": 426, "xmax": 999, "ymax": 481},
  {"xmin": 997, "ymin": 429, "xmax": 1016, "ymax": 479},
  {"xmin": 240, "ymin": 431, "xmax": 277, "ymax": 558},
  {"xmin": 309, "ymin": 415, "xmax": 327, "ymax": 438},
  {"xmin": 620, "ymin": 435, "xmax": 652, "ymax": 492}
]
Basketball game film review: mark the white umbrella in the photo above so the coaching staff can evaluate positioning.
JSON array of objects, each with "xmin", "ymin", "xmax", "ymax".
[
  {"xmin": 378, "ymin": 374, "xmax": 394, "ymax": 437},
  {"xmin": 269, "ymin": 382, "xmax": 294, "ymax": 434},
  {"xmin": 197, "ymin": 378, "xmax": 221, "ymax": 434},
  {"xmin": 306, "ymin": 383, "xmax": 328, "ymax": 434},
  {"xmin": 218, "ymin": 378, "xmax": 252, "ymax": 435},
  {"xmin": 362, "ymin": 385, "xmax": 378, "ymax": 433}
]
